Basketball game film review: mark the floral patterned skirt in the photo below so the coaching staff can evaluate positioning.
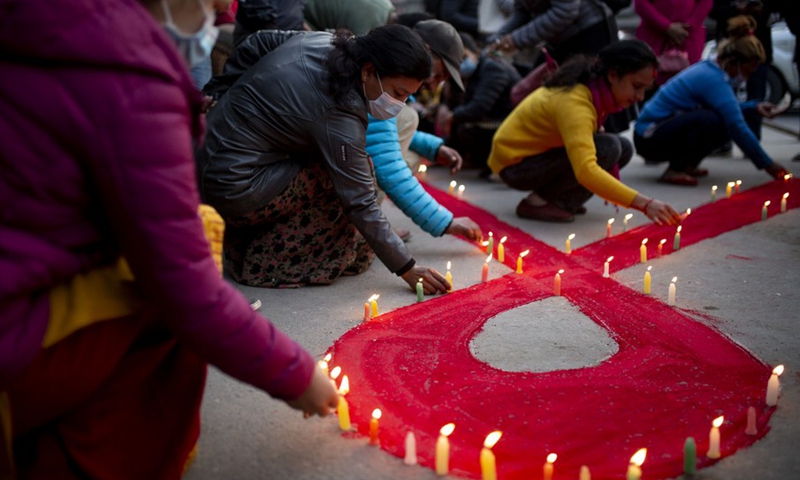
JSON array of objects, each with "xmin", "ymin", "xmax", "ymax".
[{"xmin": 223, "ymin": 163, "xmax": 374, "ymax": 287}]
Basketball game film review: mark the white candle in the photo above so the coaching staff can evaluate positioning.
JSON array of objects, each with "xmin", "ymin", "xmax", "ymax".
[
  {"xmin": 707, "ymin": 416, "xmax": 723, "ymax": 459},
  {"xmin": 481, "ymin": 254, "xmax": 492, "ymax": 283},
  {"xmin": 623, "ymin": 213, "xmax": 633, "ymax": 232},
  {"xmin": 457, "ymin": 184, "xmax": 465, "ymax": 198},
  {"xmin": 480, "ymin": 431, "xmax": 502, "ymax": 480},
  {"xmin": 449, "ymin": 180, "xmax": 457, "ymax": 195},
  {"xmin": 626, "ymin": 448, "xmax": 647, "ymax": 480},
  {"xmin": 668, "ymin": 276, "xmax": 677, "ymax": 306},
  {"xmin": 435, "ymin": 424, "xmax": 455, "ymax": 475},
  {"xmin": 543, "ymin": 453, "xmax": 557, "ymax": 480},
  {"xmin": 603, "ymin": 256, "xmax": 613, "ymax": 278},
  {"xmin": 766, "ymin": 364, "xmax": 784, "ymax": 406},
  {"xmin": 781, "ymin": 193, "xmax": 789, "ymax": 213},
  {"xmin": 404, "ymin": 431, "xmax": 418, "ymax": 465},
  {"xmin": 566, "ymin": 233, "xmax": 575, "ymax": 255}
]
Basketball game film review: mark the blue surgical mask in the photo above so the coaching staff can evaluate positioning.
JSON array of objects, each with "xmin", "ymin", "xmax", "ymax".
[
  {"xmin": 459, "ymin": 56, "xmax": 477, "ymax": 78},
  {"xmin": 161, "ymin": 0, "xmax": 219, "ymax": 69},
  {"xmin": 364, "ymin": 72, "xmax": 405, "ymax": 120}
]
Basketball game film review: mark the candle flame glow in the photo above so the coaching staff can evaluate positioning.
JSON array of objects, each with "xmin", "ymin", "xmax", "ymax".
[
  {"xmin": 568, "ymin": 233, "xmax": 575, "ymax": 240},
  {"xmin": 647, "ymin": 266, "xmax": 652, "ymax": 272},
  {"xmin": 764, "ymin": 201, "xmax": 771, "ymax": 207},
  {"xmin": 323, "ymin": 353, "xmax": 332, "ymax": 362},
  {"xmin": 372, "ymin": 408, "xmax": 382, "ymax": 419},
  {"xmin": 641, "ymin": 238, "xmax": 648, "ymax": 245},
  {"xmin": 660, "ymin": 239, "xmax": 666, "ymax": 245},
  {"xmin": 773, "ymin": 365, "xmax": 784, "ymax": 376},
  {"xmin": 450, "ymin": 180, "xmax": 457, "ymax": 188},
  {"xmin": 712, "ymin": 185, "xmax": 718, "ymax": 192},
  {"xmin": 547, "ymin": 453, "xmax": 557, "ymax": 464},
  {"xmin": 486, "ymin": 254, "xmax": 492, "ymax": 263},
  {"xmin": 686, "ymin": 208, "xmax": 692, "ymax": 215},
  {"xmin": 339, "ymin": 375, "xmax": 350, "ymax": 395},
  {"xmin": 458, "ymin": 185, "xmax": 465, "ymax": 193},
  {"xmin": 483, "ymin": 431, "xmax": 502, "ymax": 449},
  {"xmin": 447, "ymin": 261, "xmax": 451, "ymax": 270},
  {"xmin": 630, "ymin": 448, "xmax": 647, "ymax": 466},
  {"xmin": 784, "ymin": 193, "xmax": 790, "ymax": 200},
  {"xmin": 418, "ymin": 164, "xmax": 427, "ymax": 173},
  {"xmin": 368, "ymin": 294, "xmax": 379, "ymax": 302},
  {"xmin": 671, "ymin": 276, "xmax": 677, "ymax": 283},
  {"xmin": 736, "ymin": 180, "xmax": 742, "ymax": 186},
  {"xmin": 440, "ymin": 423, "xmax": 456, "ymax": 436},
  {"xmin": 482, "ymin": 240, "xmax": 489, "ymax": 247},
  {"xmin": 520, "ymin": 249, "xmax": 530, "ymax": 258},
  {"xmin": 785, "ymin": 174, "xmax": 793, "ymax": 181},
  {"xmin": 318, "ymin": 360, "xmax": 328, "ymax": 371},
  {"xmin": 713, "ymin": 416, "xmax": 724, "ymax": 428},
  {"xmin": 489, "ymin": 231, "xmax": 494, "ymax": 237},
  {"xmin": 607, "ymin": 256, "xmax": 614, "ymax": 262},
  {"xmin": 330, "ymin": 366, "xmax": 341, "ymax": 380},
  {"xmin": 608, "ymin": 218, "xmax": 615, "ymax": 225},
  {"xmin": 500, "ymin": 236, "xmax": 507, "ymax": 244},
  {"xmin": 558, "ymin": 269, "xmax": 565, "ymax": 274},
  {"xmin": 624, "ymin": 213, "xmax": 633, "ymax": 221},
  {"xmin": 677, "ymin": 226, "xmax": 682, "ymax": 233}
]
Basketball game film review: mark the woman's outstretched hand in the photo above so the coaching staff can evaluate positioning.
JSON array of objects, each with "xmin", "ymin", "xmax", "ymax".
[{"xmin": 401, "ymin": 265, "xmax": 449, "ymax": 294}]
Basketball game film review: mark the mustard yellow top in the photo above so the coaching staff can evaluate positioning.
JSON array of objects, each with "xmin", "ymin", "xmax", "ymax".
[{"xmin": 488, "ymin": 85, "xmax": 638, "ymax": 207}]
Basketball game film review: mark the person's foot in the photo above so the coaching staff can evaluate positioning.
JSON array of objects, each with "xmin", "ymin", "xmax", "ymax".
[
  {"xmin": 659, "ymin": 169, "xmax": 698, "ymax": 186},
  {"xmin": 515, "ymin": 199, "xmax": 575, "ymax": 222},
  {"xmin": 684, "ymin": 166, "xmax": 709, "ymax": 177}
]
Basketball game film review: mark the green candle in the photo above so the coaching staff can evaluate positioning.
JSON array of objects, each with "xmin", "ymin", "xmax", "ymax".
[
  {"xmin": 684, "ymin": 437, "xmax": 696, "ymax": 476},
  {"xmin": 673, "ymin": 226, "xmax": 682, "ymax": 251},
  {"xmin": 416, "ymin": 278, "xmax": 424, "ymax": 302},
  {"xmin": 762, "ymin": 201, "xmax": 770, "ymax": 221}
]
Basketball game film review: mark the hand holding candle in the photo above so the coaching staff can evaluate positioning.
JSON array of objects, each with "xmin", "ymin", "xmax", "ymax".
[
  {"xmin": 707, "ymin": 416, "xmax": 723, "ymax": 459},
  {"xmin": 435, "ymin": 423, "xmax": 455, "ymax": 475},
  {"xmin": 766, "ymin": 364, "xmax": 784, "ymax": 406},
  {"xmin": 497, "ymin": 236, "xmax": 507, "ymax": 263},
  {"xmin": 640, "ymin": 238, "xmax": 648, "ymax": 264},
  {"xmin": 369, "ymin": 408, "xmax": 381, "ymax": 445},
  {"xmin": 626, "ymin": 448, "xmax": 647, "ymax": 480},
  {"xmin": 566, "ymin": 233, "xmax": 575, "ymax": 254},
  {"xmin": 643, "ymin": 266, "xmax": 652, "ymax": 294},
  {"xmin": 480, "ymin": 431, "xmax": 502, "ymax": 480},
  {"xmin": 543, "ymin": 453, "xmax": 557, "ymax": 480},
  {"xmin": 516, "ymin": 250, "xmax": 529, "ymax": 274},
  {"xmin": 554, "ymin": 269, "xmax": 564, "ymax": 296}
]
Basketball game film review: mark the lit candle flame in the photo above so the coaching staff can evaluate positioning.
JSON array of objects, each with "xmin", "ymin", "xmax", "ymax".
[
  {"xmin": 713, "ymin": 416, "xmax": 724, "ymax": 428},
  {"xmin": 712, "ymin": 185, "xmax": 718, "ymax": 192},
  {"xmin": 624, "ymin": 213, "xmax": 633, "ymax": 221},
  {"xmin": 607, "ymin": 256, "xmax": 614, "ymax": 262},
  {"xmin": 489, "ymin": 232, "xmax": 494, "ymax": 238},
  {"xmin": 783, "ymin": 193, "xmax": 790, "ymax": 200},
  {"xmin": 568, "ymin": 233, "xmax": 575, "ymax": 240},
  {"xmin": 368, "ymin": 294, "xmax": 379, "ymax": 302},
  {"xmin": 372, "ymin": 408, "xmax": 382, "ymax": 420},
  {"xmin": 736, "ymin": 180, "xmax": 742, "ymax": 186},
  {"xmin": 330, "ymin": 366, "xmax": 341, "ymax": 380},
  {"xmin": 727, "ymin": 181, "xmax": 735, "ymax": 188},
  {"xmin": 447, "ymin": 261, "xmax": 451, "ymax": 270},
  {"xmin": 773, "ymin": 365, "xmax": 784, "ymax": 376},
  {"xmin": 500, "ymin": 236, "xmax": 507, "ymax": 244},
  {"xmin": 418, "ymin": 164, "xmax": 427, "ymax": 173},
  {"xmin": 339, "ymin": 375, "xmax": 350, "ymax": 395},
  {"xmin": 318, "ymin": 360, "xmax": 328, "ymax": 371},
  {"xmin": 671, "ymin": 276, "xmax": 678, "ymax": 283},
  {"xmin": 764, "ymin": 201, "xmax": 771, "ymax": 207},
  {"xmin": 450, "ymin": 180, "xmax": 457, "ymax": 188},
  {"xmin": 440, "ymin": 423, "xmax": 455, "ymax": 436},
  {"xmin": 785, "ymin": 174, "xmax": 793, "ymax": 181},
  {"xmin": 676, "ymin": 226, "xmax": 682, "ymax": 233},
  {"xmin": 630, "ymin": 448, "xmax": 647, "ymax": 466},
  {"xmin": 482, "ymin": 240, "xmax": 489, "ymax": 247},
  {"xmin": 647, "ymin": 266, "xmax": 652, "ymax": 272},
  {"xmin": 641, "ymin": 238, "xmax": 648, "ymax": 245},
  {"xmin": 485, "ymin": 254, "xmax": 493, "ymax": 264},
  {"xmin": 520, "ymin": 250, "xmax": 530, "ymax": 258},
  {"xmin": 547, "ymin": 453, "xmax": 557, "ymax": 464},
  {"xmin": 659, "ymin": 239, "xmax": 666, "ymax": 246},
  {"xmin": 458, "ymin": 185, "xmax": 465, "ymax": 194},
  {"xmin": 483, "ymin": 431, "xmax": 502, "ymax": 449},
  {"xmin": 558, "ymin": 269, "xmax": 565, "ymax": 275},
  {"xmin": 608, "ymin": 218, "xmax": 615, "ymax": 225},
  {"xmin": 323, "ymin": 353, "xmax": 332, "ymax": 363}
]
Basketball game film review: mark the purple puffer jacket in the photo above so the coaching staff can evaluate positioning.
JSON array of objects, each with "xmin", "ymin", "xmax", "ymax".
[{"xmin": 0, "ymin": 0, "xmax": 313, "ymax": 398}]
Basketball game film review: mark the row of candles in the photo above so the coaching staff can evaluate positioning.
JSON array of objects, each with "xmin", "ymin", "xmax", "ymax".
[{"xmin": 318, "ymin": 355, "xmax": 784, "ymax": 479}]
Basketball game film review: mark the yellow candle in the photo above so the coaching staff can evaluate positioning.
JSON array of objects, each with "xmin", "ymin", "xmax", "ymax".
[
  {"xmin": 707, "ymin": 416, "xmax": 723, "ymax": 459},
  {"xmin": 480, "ymin": 431, "xmax": 502, "ymax": 480},
  {"xmin": 658, "ymin": 238, "xmax": 666, "ymax": 258},
  {"xmin": 338, "ymin": 375, "xmax": 351, "ymax": 431},
  {"xmin": 482, "ymin": 254, "xmax": 492, "ymax": 283},
  {"xmin": 554, "ymin": 269, "xmax": 564, "ymax": 296},
  {"xmin": 369, "ymin": 294, "xmax": 379, "ymax": 318},
  {"xmin": 457, "ymin": 184, "xmax": 465, "ymax": 198},
  {"xmin": 781, "ymin": 193, "xmax": 789, "ymax": 213},
  {"xmin": 566, "ymin": 233, "xmax": 575, "ymax": 254},
  {"xmin": 516, "ymin": 250, "xmax": 529, "ymax": 274},
  {"xmin": 449, "ymin": 180, "xmax": 457, "ymax": 195},
  {"xmin": 369, "ymin": 408, "xmax": 381, "ymax": 445},
  {"xmin": 445, "ymin": 261, "xmax": 453, "ymax": 293},
  {"xmin": 626, "ymin": 448, "xmax": 647, "ymax": 480},
  {"xmin": 435, "ymin": 423, "xmax": 455, "ymax": 476},
  {"xmin": 543, "ymin": 453, "xmax": 557, "ymax": 480},
  {"xmin": 606, "ymin": 218, "xmax": 615, "ymax": 238},
  {"xmin": 579, "ymin": 465, "xmax": 591, "ymax": 480},
  {"xmin": 643, "ymin": 266, "xmax": 652, "ymax": 294},
  {"xmin": 623, "ymin": 213, "xmax": 633, "ymax": 232},
  {"xmin": 726, "ymin": 182, "xmax": 734, "ymax": 198},
  {"xmin": 603, "ymin": 256, "xmax": 613, "ymax": 278},
  {"xmin": 497, "ymin": 236, "xmax": 507, "ymax": 263},
  {"xmin": 766, "ymin": 364, "xmax": 784, "ymax": 406},
  {"xmin": 640, "ymin": 238, "xmax": 648, "ymax": 263}
]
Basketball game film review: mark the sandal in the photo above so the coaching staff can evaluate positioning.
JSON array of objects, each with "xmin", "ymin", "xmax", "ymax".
[
  {"xmin": 685, "ymin": 167, "xmax": 709, "ymax": 177},
  {"xmin": 659, "ymin": 170, "xmax": 698, "ymax": 186}
]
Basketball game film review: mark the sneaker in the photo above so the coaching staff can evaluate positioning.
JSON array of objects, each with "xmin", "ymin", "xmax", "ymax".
[
  {"xmin": 249, "ymin": 298, "xmax": 262, "ymax": 311},
  {"xmin": 515, "ymin": 199, "xmax": 575, "ymax": 222}
]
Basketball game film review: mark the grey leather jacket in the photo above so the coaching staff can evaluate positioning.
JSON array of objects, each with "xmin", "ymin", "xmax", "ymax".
[{"xmin": 196, "ymin": 31, "xmax": 414, "ymax": 274}]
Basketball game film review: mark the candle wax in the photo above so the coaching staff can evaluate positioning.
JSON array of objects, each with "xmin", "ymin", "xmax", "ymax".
[
  {"xmin": 369, "ymin": 417, "xmax": 379, "ymax": 444},
  {"xmin": 371, "ymin": 300, "xmax": 378, "ymax": 318},
  {"xmin": 481, "ymin": 262, "xmax": 489, "ymax": 283},
  {"xmin": 684, "ymin": 437, "xmax": 696, "ymax": 476},
  {"xmin": 516, "ymin": 257, "xmax": 523, "ymax": 274},
  {"xmin": 404, "ymin": 432, "xmax": 418, "ymax": 465},
  {"xmin": 579, "ymin": 466, "xmax": 591, "ymax": 480},
  {"xmin": 480, "ymin": 447, "xmax": 497, "ymax": 480},
  {"xmin": 416, "ymin": 280, "xmax": 424, "ymax": 302},
  {"xmin": 643, "ymin": 270, "xmax": 651, "ymax": 294},
  {"xmin": 445, "ymin": 270, "xmax": 453, "ymax": 293},
  {"xmin": 626, "ymin": 464, "xmax": 642, "ymax": 480},
  {"xmin": 554, "ymin": 273, "xmax": 562, "ymax": 296},
  {"xmin": 364, "ymin": 302, "xmax": 370, "ymax": 322},
  {"xmin": 745, "ymin": 407, "xmax": 757, "ymax": 435},
  {"xmin": 766, "ymin": 373, "xmax": 780, "ymax": 406},
  {"xmin": 435, "ymin": 435, "xmax": 450, "ymax": 475},
  {"xmin": 668, "ymin": 282, "xmax": 676, "ymax": 306},
  {"xmin": 673, "ymin": 231, "xmax": 681, "ymax": 251},
  {"xmin": 543, "ymin": 463, "xmax": 554, "ymax": 480},
  {"xmin": 497, "ymin": 243, "xmax": 505, "ymax": 263},
  {"xmin": 708, "ymin": 423, "xmax": 721, "ymax": 459},
  {"xmin": 640, "ymin": 243, "xmax": 647, "ymax": 263},
  {"xmin": 338, "ymin": 396, "xmax": 351, "ymax": 431},
  {"xmin": 603, "ymin": 261, "xmax": 610, "ymax": 278}
]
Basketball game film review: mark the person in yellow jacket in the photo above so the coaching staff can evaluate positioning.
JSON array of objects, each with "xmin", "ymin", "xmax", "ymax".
[{"xmin": 488, "ymin": 40, "xmax": 681, "ymax": 224}]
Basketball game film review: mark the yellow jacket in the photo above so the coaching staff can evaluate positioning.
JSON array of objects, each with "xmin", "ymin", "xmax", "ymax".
[{"xmin": 488, "ymin": 85, "xmax": 638, "ymax": 207}]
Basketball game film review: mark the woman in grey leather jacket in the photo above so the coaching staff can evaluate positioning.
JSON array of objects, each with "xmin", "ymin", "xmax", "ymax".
[{"xmin": 197, "ymin": 25, "xmax": 451, "ymax": 294}]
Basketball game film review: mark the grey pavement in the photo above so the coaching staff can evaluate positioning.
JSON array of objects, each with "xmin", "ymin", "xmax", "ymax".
[{"xmin": 185, "ymin": 121, "xmax": 800, "ymax": 480}]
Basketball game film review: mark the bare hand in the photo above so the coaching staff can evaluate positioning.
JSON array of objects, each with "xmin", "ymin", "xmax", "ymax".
[
  {"xmin": 445, "ymin": 216, "xmax": 482, "ymax": 241},
  {"xmin": 666, "ymin": 23, "xmax": 690, "ymax": 45},
  {"xmin": 756, "ymin": 102, "xmax": 781, "ymax": 119},
  {"xmin": 286, "ymin": 364, "xmax": 339, "ymax": 418},
  {"xmin": 765, "ymin": 162, "xmax": 790, "ymax": 180},
  {"xmin": 644, "ymin": 199, "xmax": 682, "ymax": 226},
  {"xmin": 435, "ymin": 145, "xmax": 463, "ymax": 174},
  {"xmin": 400, "ymin": 265, "xmax": 449, "ymax": 294},
  {"xmin": 492, "ymin": 35, "xmax": 516, "ymax": 53}
]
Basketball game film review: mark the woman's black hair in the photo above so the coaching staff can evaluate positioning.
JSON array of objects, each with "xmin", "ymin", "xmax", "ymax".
[
  {"xmin": 544, "ymin": 40, "xmax": 658, "ymax": 88},
  {"xmin": 326, "ymin": 24, "xmax": 432, "ymax": 104},
  {"xmin": 459, "ymin": 32, "xmax": 479, "ymax": 53}
]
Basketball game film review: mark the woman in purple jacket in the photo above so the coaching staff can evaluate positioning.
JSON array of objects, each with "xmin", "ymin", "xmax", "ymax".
[{"xmin": 0, "ymin": 0, "xmax": 337, "ymax": 478}]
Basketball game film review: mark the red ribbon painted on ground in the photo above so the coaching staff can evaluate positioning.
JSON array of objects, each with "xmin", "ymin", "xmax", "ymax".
[{"xmin": 329, "ymin": 177, "xmax": 798, "ymax": 479}]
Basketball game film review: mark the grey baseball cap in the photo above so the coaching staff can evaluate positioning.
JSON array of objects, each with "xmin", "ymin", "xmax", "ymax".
[{"xmin": 414, "ymin": 20, "xmax": 465, "ymax": 92}]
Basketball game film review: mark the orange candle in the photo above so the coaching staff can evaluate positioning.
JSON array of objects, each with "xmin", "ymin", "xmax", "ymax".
[
  {"xmin": 606, "ymin": 218, "xmax": 615, "ymax": 238},
  {"xmin": 516, "ymin": 250, "xmax": 529, "ymax": 274},
  {"xmin": 369, "ymin": 408, "xmax": 381, "ymax": 444},
  {"xmin": 481, "ymin": 254, "xmax": 492, "ymax": 283},
  {"xmin": 554, "ymin": 269, "xmax": 564, "ymax": 296}
]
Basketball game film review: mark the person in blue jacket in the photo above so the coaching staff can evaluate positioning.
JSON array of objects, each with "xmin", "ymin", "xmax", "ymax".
[{"xmin": 634, "ymin": 15, "xmax": 790, "ymax": 185}]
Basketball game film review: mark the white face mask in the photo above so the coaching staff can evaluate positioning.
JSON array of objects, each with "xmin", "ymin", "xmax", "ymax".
[
  {"xmin": 364, "ymin": 72, "xmax": 405, "ymax": 120},
  {"xmin": 161, "ymin": 0, "xmax": 219, "ymax": 69}
]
